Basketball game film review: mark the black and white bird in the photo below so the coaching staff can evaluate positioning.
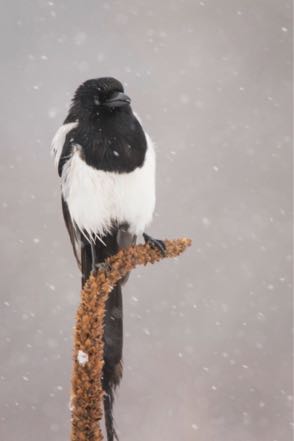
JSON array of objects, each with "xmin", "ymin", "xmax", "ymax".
[{"xmin": 51, "ymin": 77, "xmax": 164, "ymax": 441}]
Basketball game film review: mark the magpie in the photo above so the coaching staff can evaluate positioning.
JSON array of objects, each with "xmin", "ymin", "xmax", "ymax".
[{"xmin": 51, "ymin": 77, "xmax": 165, "ymax": 441}]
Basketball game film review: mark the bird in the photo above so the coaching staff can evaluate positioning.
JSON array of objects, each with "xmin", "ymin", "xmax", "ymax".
[{"xmin": 51, "ymin": 77, "xmax": 165, "ymax": 441}]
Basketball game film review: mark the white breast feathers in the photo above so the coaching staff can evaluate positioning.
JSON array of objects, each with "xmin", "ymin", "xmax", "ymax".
[{"xmin": 61, "ymin": 134, "xmax": 156, "ymax": 242}]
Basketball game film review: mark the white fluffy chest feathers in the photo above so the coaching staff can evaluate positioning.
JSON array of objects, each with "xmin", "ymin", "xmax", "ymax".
[{"xmin": 61, "ymin": 137, "xmax": 156, "ymax": 240}]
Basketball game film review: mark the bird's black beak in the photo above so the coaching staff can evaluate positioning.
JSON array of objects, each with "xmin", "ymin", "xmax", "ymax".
[{"xmin": 103, "ymin": 92, "xmax": 131, "ymax": 108}]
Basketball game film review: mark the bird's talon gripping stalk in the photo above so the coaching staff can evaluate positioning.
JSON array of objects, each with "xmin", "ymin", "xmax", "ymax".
[
  {"xmin": 95, "ymin": 262, "xmax": 111, "ymax": 273},
  {"xmin": 143, "ymin": 232, "xmax": 166, "ymax": 255}
]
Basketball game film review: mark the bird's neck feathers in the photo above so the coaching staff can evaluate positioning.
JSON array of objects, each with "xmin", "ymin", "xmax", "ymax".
[{"xmin": 64, "ymin": 106, "xmax": 147, "ymax": 174}]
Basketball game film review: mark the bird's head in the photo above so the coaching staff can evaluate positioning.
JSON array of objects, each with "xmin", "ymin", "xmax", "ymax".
[{"xmin": 72, "ymin": 77, "xmax": 131, "ymax": 116}]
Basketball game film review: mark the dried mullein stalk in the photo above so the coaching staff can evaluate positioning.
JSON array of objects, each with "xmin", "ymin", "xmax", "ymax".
[{"xmin": 71, "ymin": 238, "xmax": 192, "ymax": 441}]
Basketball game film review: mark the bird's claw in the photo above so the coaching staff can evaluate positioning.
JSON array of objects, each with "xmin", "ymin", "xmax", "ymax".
[
  {"xmin": 143, "ymin": 233, "xmax": 166, "ymax": 255},
  {"xmin": 94, "ymin": 261, "xmax": 111, "ymax": 273}
]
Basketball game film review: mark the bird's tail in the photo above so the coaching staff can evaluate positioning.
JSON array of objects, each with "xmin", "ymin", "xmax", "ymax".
[{"xmin": 102, "ymin": 283, "xmax": 123, "ymax": 441}]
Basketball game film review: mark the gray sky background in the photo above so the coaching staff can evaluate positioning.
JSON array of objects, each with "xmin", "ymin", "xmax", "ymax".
[{"xmin": 0, "ymin": 1, "xmax": 292, "ymax": 440}]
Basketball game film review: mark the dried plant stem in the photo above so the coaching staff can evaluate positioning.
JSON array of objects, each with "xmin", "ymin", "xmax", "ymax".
[{"xmin": 71, "ymin": 238, "xmax": 192, "ymax": 441}]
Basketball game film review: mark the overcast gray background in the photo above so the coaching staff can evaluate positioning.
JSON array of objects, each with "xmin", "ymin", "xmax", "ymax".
[{"xmin": 0, "ymin": 1, "xmax": 292, "ymax": 440}]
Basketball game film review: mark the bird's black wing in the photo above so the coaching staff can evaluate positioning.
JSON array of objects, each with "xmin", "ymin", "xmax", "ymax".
[
  {"xmin": 61, "ymin": 196, "xmax": 81, "ymax": 269},
  {"xmin": 58, "ymin": 133, "xmax": 74, "ymax": 177},
  {"xmin": 53, "ymin": 125, "xmax": 82, "ymax": 269}
]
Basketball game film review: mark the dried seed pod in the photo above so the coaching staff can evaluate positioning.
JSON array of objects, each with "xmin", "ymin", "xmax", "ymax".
[{"xmin": 71, "ymin": 238, "xmax": 191, "ymax": 441}]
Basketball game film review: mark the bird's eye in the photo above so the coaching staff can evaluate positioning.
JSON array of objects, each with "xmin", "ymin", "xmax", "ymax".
[{"xmin": 94, "ymin": 96, "xmax": 100, "ymax": 105}]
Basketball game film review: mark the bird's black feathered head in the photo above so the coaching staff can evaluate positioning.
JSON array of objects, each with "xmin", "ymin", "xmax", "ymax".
[
  {"xmin": 63, "ymin": 76, "xmax": 147, "ymax": 173},
  {"xmin": 72, "ymin": 77, "xmax": 131, "ymax": 113}
]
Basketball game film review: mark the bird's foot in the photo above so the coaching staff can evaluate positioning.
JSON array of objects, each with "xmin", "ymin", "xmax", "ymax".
[
  {"xmin": 143, "ymin": 233, "xmax": 166, "ymax": 255},
  {"xmin": 95, "ymin": 261, "xmax": 111, "ymax": 273},
  {"xmin": 91, "ymin": 261, "xmax": 111, "ymax": 274}
]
